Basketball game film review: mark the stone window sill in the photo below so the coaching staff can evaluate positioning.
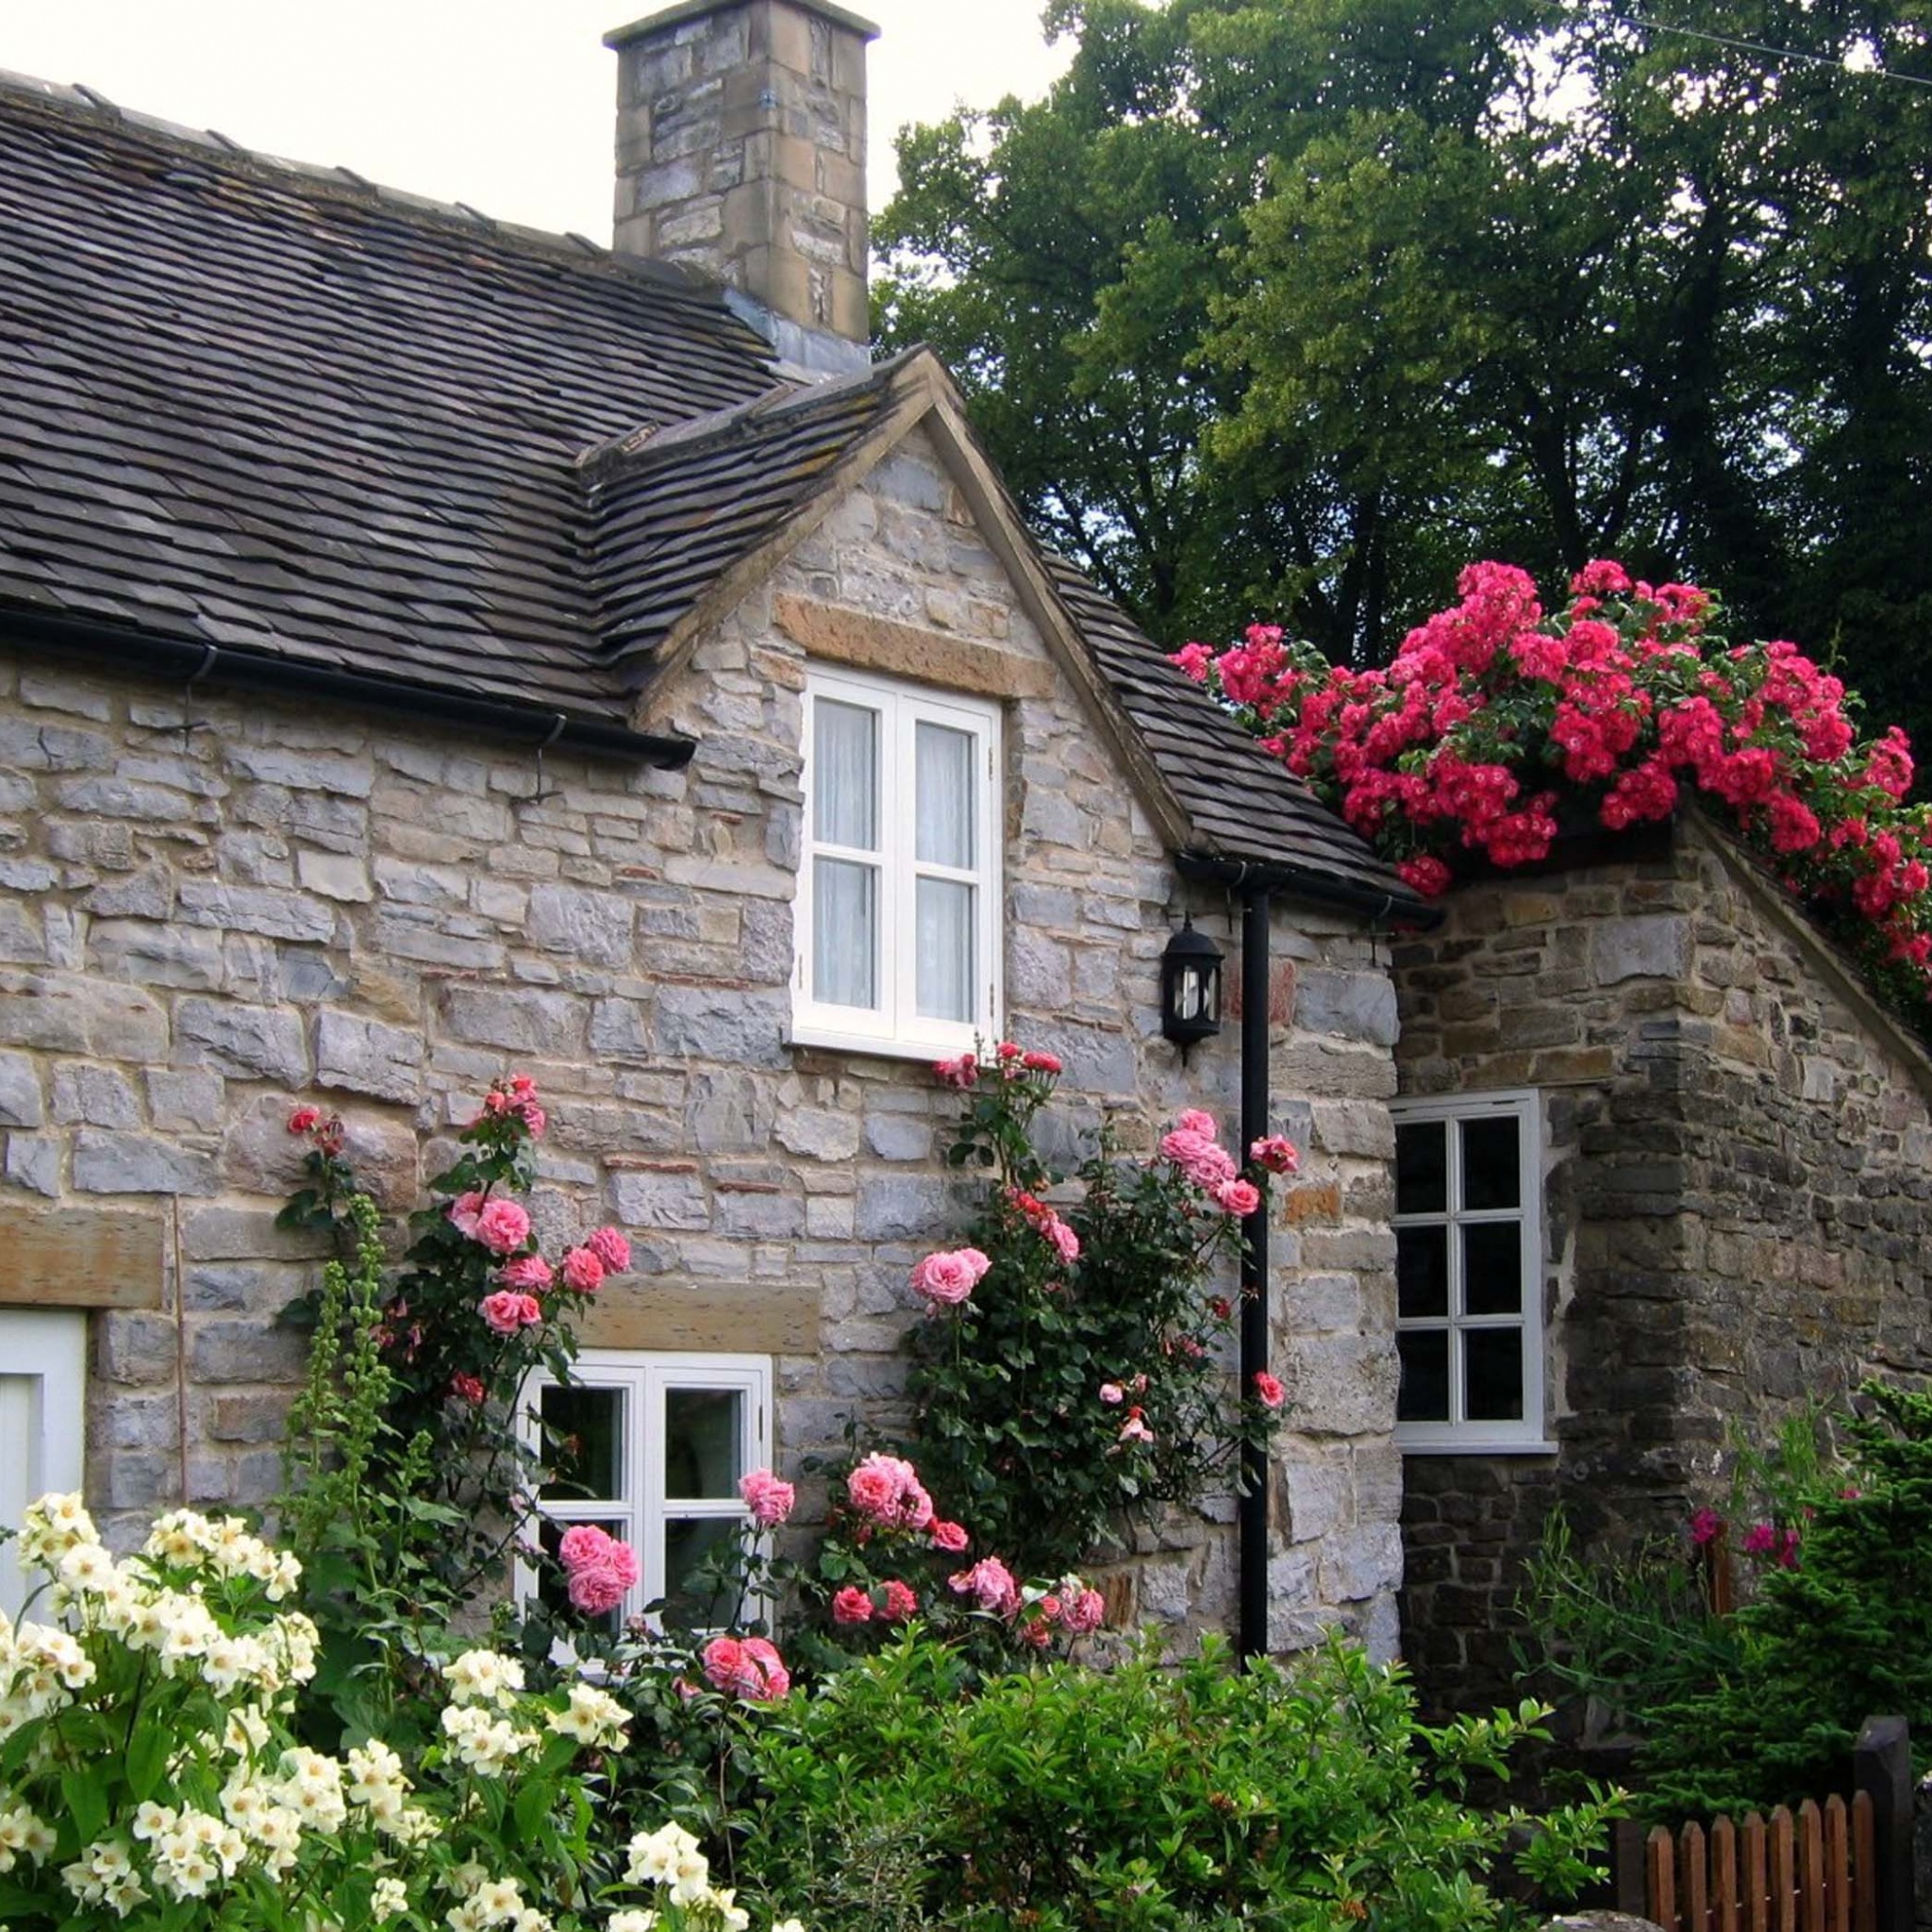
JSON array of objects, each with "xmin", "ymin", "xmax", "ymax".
[
  {"xmin": 1398, "ymin": 1439, "xmax": 1560, "ymax": 1457},
  {"xmin": 785, "ymin": 1022, "xmax": 982, "ymax": 1065}
]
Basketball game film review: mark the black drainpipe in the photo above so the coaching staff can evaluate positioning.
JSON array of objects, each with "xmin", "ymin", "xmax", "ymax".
[{"xmin": 1237, "ymin": 880, "xmax": 1273, "ymax": 1663}]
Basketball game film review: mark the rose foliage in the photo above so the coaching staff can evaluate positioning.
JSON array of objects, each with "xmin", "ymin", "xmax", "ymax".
[
  {"xmin": 908, "ymin": 1044, "xmax": 1290, "ymax": 1575},
  {"xmin": 1176, "ymin": 560, "xmax": 1932, "ymax": 1037}
]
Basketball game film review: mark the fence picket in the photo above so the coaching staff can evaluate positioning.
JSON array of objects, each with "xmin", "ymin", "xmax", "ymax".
[
  {"xmin": 1684, "ymin": 1820, "xmax": 1711, "ymax": 1931},
  {"xmin": 1713, "ymin": 1814, "xmax": 1740, "ymax": 1932},
  {"xmin": 1773, "ymin": 1806, "xmax": 1798, "ymax": 1932},
  {"xmin": 1823, "ymin": 1795, "xmax": 1849, "ymax": 1932},
  {"xmin": 1653, "ymin": 1823, "xmax": 1682, "ymax": 1932},
  {"xmin": 1800, "ymin": 1800, "xmax": 1826, "ymax": 1931},
  {"xmin": 1745, "ymin": 1811, "xmax": 1771, "ymax": 1932},
  {"xmin": 1851, "ymin": 1790, "xmax": 1876, "ymax": 1932}
]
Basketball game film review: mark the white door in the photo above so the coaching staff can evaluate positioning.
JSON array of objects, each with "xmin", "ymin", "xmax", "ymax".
[{"xmin": 0, "ymin": 1310, "xmax": 88, "ymax": 1619}]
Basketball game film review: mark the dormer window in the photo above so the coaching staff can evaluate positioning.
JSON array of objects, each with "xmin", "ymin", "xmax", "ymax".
[{"xmin": 791, "ymin": 666, "xmax": 1002, "ymax": 1059}]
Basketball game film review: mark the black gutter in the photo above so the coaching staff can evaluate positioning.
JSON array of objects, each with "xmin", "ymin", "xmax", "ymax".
[
  {"xmin": 1238, "ymin": 884, "xmax": 1272, "ymax": 1662},
  {"xmin": 0, "ymin": 608, "xmax": 696, "ymax": 768},
  {"xmin": 1176, "ymin": 849, "xmax": 1443, "ymax": 930}
]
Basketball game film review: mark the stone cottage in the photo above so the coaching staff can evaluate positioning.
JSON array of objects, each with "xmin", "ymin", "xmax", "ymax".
[
  {"xmin": 0, "ymin": 0, "xmax": 1429, "ymax": 1655},
  {"xmin": 1390, "ymin": 811, "xmax": 1932, "ymax": 1710}
]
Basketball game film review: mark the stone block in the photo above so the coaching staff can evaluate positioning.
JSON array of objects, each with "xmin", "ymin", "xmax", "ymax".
[
  {"xmin": 864, "ymin": 1113, "xmax": 932, "ymax": 1162},
  {"xmin": 4, "ymin": 1134, "xmax": 58, "ymax": 1195},
  {"xmin": 316, "ymin": 1008, "xmax": 423, "ymax": 1104},
  {"xmin": 1590, "ymin": 913, "xmax": 1690, "ymax": 986},
  {"xmin": 95, "ymin": 1311, "xmax": 179, "ymax": 1386},
  {"xmin": 74, "ymin": 1128, "xmax": 217, "ymax": 1196},
  {"xmin": 0, "ymin": 1049, "xmax": 42, "ymax": 1126},
  {"xmin": 1294, "ymin": 967, "xmax": 1400, "ymax": 1046},
  {"xmin": 176, "ymin": 997, "xmax": 308, "ymax": 1084},
  {"xmin": 653, "ymin": 984, "xmax": 788, "ymax": 1064},
  {"xmin": 0, "ymin": 972, "xmax": 169, "ymax": 1058},
  {"xmin": 526, "ymin": 883, "xmax": 636, "ymax": 967},
  {"xmin": 610, "ymin": 1164, "xmax": 711, "ymax": 1230},
  {"xmin": 226, "ymin": 744, "xmax": 375, "ymax": 796},
  {"xmin": 186, "ymin": 1319, "xmax": 308, "ymax": 1386},
  {"xmin": 296, "ymin": 848, "xmax": 374, "ymax": 902},
  {"xmin": 89, "ymin": 919, "xmax": 225, "ymax": 991},
  {"xmin": 52, "ymin": 1062, "xmax": 141, "ymax": 1128},
  {"xmin": 775, "ymin": 1106, "xmax": 860, "ymax": 1162},
  {"xmin": 175, "ymin": 880, "xmax": 336, "ymax": 943},
  {"xmin": 442, "ymin": 985, "xmax": 585, "ymax": 1056},
  {"xmin": 855, "ymin": 1172, "xmax": 954, "ymax": 1241}
]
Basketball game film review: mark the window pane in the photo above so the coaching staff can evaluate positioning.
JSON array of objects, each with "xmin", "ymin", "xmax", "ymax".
[
  {"xmin": 664, "ymin": 1388, "xmax": 744, "ymax": 1500},
  {"xmin": 1462, "ymin": 1115, "xmax": 1521, "ymax": 1210},
  {"xmin": 1395, "ymin": 1121, "xmax": 1447, "ymax": 1215},
  {"xmin": 1396, "ymin": 1330, "xmax": 1450, "ymax": 1423},
  {"xmin": 662, "ymin": 1517, "xmax": 743, "ymax": 1627},
  {"xmin": 812, "ymin": 858, "xmax": 877, "ymax": 1008},
  {"xmin": 1396, "ymin": 1224, "xmax": 1448, "ymax": 1319},
  {"xmin": 814, "ymin": 700, "xmax": 877, "ymax": 850},
  {"xmin": 1463, "ymin": 1222, "xmax": 1524, "ymax": 1316},
  {"xmin": 915, "ymin": 877, "xmax": 974, "ymax": 1023},
  {"xmin": 915, "ymin": 721, "xmax": 975, "ymax": 869},
  {"xmin": 1464, "ymin": 1327, "xmax": 1524, "ymax": 1422},
  {"xmin": 540, "ymin": 1385, "xmax": 625, "ymax": 1502}
]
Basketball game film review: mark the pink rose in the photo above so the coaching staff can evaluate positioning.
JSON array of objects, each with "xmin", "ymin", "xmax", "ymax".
[
  {"xmin": 929, "ymin": 1520, "xmax": 969, "ymax": 1554},
  {"xmin": 478, "ymin": 1291, "xmax": 543, "ymax": 1336},
  {"xmin": 1690, "ymin": 1507, "xmax": 1724, "ymax": 1547},
  {"xmin": 1060, "ymin": 1588, "xmax": 1106, "ymax": 1635},
  {"xmin": 1118, "ymin": 1408, "xmax": 1155, "ymax": 1446},
  {"xmin": 933, "ymin": 1052, "xmax": 979, "ymax": 1090},
  {"xmin": 1043, "ymin": 1215, "xmax": 1080, "ymax": 1264},
  {"xmin": 288, "ymin": 1106, "xmax": 322, "ymax": 1134},
  {"xmin": 831, "ymin": 1586, "xmax": 874, "ymax": 1625},
  {"xmin": 1249, "ymin": 1135, "xmax": 1299, "ymax": 1174},
  {"xmin": 586, "ymin": 1226, "xmax": 632, "ymax": 1274},
  {"xmin": 739, "ymin": 1468, "xmax": 795, "ymax": 1528},
  {"xmin": 1214, "ymin": 1179, "xmax": 1261, "ymax": 1218},
  {"xmin": 947, "ymin": 1557, "xmax": 1020, "ymax": 1617},
  {"xmin": 1021, "ymin": 1051, "xmax": 1061, "ymax": 1074},
  {"xmin": 880, "ymin": 1579, "xmax": 918, "ymax": 1621},
  {"xmin": 1099, "ymin": 1383, "xmax": 1124, "ymax": 1406},
  {"xmin": 474, "ymin": 1197, "xmax": 532, "ymax": 1256},
  {"xmin": 910, "ymin": 1247, "xmax": 991, "ymax": 1307},
  {"xmin": 449, "ymin": 1373, "xmax": 487, "ymax": 1407},
  {"xmin": 499, "ymin": 1254, "xmax": 554, "ymax": 1292},
  {"xmin": 703, "ymin": 1635, "xmax": 789, "ymax": 1702},
  {"xmin": 557, "ymin": 1524, "xmax": 640, "ymax": 1616},
  {"xmin": 1017, "ymin": 1616, "xmax": 1054, "ymax": 1649},
  {"xmin": 1174, "ymin": 1109, "xmax": 1218, "ymax": 1139},
  {"xmin": 561, "ymin": 1247, "xmax": 605, "ymax": 1294},
  {"xmin": 448, "ymin": 1191, "xmax": 487, "ymax": 1238},
  {"xmin": 1252, "ymin": 1371, "xmax": 1286, "ymax": 1410},
  {"xmin": 846, "ymin": 1453, "xmax": 933, "ymax": 1529},
  {"xmin": 1741, "ymin": 1522, "xmax": 1777, "ymax": 1556}
]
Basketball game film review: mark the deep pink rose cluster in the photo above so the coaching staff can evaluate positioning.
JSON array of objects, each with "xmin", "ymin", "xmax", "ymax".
[
  {"xmin": 702, "ymin": 1634, "xmax": 790, "ymax": 1702},
  {"xmin": 909, "ymin": 1246, "xmax": 991, "ymax": 1309},
  {"xmin": 1158, "ymin": 1111, "xmax": 1266, "ymax": 1217},
  {"xmin": 474, "ymin": 1072, "xmax": 547, "ymax": 1139},
  {"xmin": 558, "ymin": 1522, "xmax": 641, "ymax": 1616},
  {"xmin": 739, "ymin": 1467, "xmax": 795, "ymax": 1528},
  {"xmin": 847, "ymin": 1452, "xmax": 934, "ymax": 1530}
]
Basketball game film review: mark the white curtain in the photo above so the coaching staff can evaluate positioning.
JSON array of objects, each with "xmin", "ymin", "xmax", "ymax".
[
  {"xmin": 915, "ymin": 722, "xmax": 976, "ymax": 1021},
  {"xmin": 813, "ymin": 699, "xmax": 879, "ymax": 1008}
]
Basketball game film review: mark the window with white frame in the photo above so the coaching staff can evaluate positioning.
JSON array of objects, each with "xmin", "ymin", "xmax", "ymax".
[
  {"xmin": 1391, "ymin": 1091, "xmax": 1547, "ymax": 1451},
  {"xmin": 0, "ymin": 1309, "xmax": 87, "ymax": 1620},
  {"xmin": 518, "ymin": 1352, "xmax": 771, "ymax": 1632},
  {"xmin": 793, "ymin": 665, "xmax": 1002, "ymax": 1058}
]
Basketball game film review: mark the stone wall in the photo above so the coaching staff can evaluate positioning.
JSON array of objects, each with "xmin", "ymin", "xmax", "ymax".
[
  {"xmin": 1391, "ymin": 818, "xmax": 1932, "ymax": 1711},
  {"xmin": 0, "ymin": 421, "xmax": 1406, "ymax": 1653}
]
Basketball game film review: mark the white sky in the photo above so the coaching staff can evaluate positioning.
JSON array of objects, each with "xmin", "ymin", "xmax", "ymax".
[{"xmin": 0, "ymin": 1, "xmax": 1075, "ymax": 240}]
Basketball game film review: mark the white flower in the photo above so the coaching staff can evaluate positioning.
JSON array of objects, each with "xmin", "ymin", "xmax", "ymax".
[
  {"xmin": 441, "ymin": 1703, "xmax": 536, "ymax": 1776},
  {"xmin": 545, "ymin": 1682, "xmax": 629, "ymax": 1751},
  {"xmin": 19, "ymin": 1491, "xmax": 97, "ymax": 1567},
  {"xmin": 625, "ymin": 1821, "xmax": 705, "ymax": 1889},
  {"xmin": 372, "ymin": 1876, "xmax": 410, "ymax": 1920},
  {"xmin": 443, "ymin": 1649, "xmax": 525, "ymax": 1708},
  {"xmin": 606, "ymin": 1914, "xmax": 659, "ymax": 1932}
]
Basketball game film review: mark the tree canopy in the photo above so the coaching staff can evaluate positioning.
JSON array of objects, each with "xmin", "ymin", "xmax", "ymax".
[{"xmin": 873, "ymin": 0, "xmax": 1932, "ymax": 749}]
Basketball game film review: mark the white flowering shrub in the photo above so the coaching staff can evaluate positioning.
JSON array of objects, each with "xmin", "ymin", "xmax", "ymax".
[{"xmin": 0, "ymin": 1495, "xmax": 806, "ymax": 1932}]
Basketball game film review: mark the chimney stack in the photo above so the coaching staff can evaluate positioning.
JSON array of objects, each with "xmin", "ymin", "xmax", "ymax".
[{"xmin": 607, "ymin": 0, "xmax": 879, "ymax": 368}]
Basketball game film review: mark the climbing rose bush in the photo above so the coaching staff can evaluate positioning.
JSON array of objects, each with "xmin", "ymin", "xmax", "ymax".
[
  {"xmin": 908, "ymin": 1043, "xmax": 1291, "ymax": 1575},
  {"xmin": 1176, "ymin": 560, "xmax": 1932, "ymax": 1032}
]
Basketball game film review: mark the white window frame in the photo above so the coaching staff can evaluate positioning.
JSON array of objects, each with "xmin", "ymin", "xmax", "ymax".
[
  {"xmin": 791, "ymin": 664, "xmax": 1003, "ymax": 1060},
  {"xmin": 0, "ymin": 1309, "xmax": 87, "ymax": 1620},
  {"xmin": 1390, "ymin": 1090, "xmax": 1552, "ymax": 1454},
  {"xmin": 516, "ymin": 1351, "xmax": 772, "ymax": 1631}
]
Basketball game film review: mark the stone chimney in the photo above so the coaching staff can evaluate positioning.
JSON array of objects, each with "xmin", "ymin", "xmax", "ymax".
[{"xmin": 607, "ymin": 0, "xmax": 878, "ymax": 368}]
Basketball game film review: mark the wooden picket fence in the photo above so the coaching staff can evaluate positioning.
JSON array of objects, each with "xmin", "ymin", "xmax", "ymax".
[{"xmin": 1609, "ymin": 1716, "xmax": 1916, "ymax": 1932}]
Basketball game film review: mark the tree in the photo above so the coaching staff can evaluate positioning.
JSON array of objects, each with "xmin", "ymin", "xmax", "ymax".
[{"xmin": 873, "ymin": 0, "xmax": 1932, "ymax": 750}]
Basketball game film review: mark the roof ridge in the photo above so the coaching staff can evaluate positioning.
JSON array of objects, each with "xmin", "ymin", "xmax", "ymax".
[{"xmin": 0, "ymin": 63, "xmax": 762, "ymax": 332}]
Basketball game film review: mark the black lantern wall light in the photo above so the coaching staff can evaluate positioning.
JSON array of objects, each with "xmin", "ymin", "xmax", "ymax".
[{"xmin": 1159, "ymin": 915, "xmax": 1224, "ymax": 1058}]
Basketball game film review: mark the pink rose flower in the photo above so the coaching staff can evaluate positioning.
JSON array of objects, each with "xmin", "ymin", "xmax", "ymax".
[
  {"xmin": 1021, "ymin": 1050, "xmax": 1061, "ymax": 1074},
  {"xmin": 909, "ymin": 1246, "xmax": 992, "ymax": 1308},
  {"xmin": 846, "ymin": 1453, "xmax": 933, "ymax": 1529},
  {"xmin": 449, "ymin": 1373, "xmax": 487, "ymax": 1407},
  {"xmin": 1118, "ymin": 1408, "xmax": 1155, "ymax": 1446},
  {"xmin": 831, "ymin": 1586, "xmax": 874, "ymax": 1625},
  {"xmin": 478, "ymin": 1291, "xmax": 543, "ymax": 1336},
  {"xmin": 1017, "ymin": 1615, "xmax": 1054, "ymax": 1649},
  {"xmin": 933, "ymin": 1053, "xmax": 978, "ymax": 1090},
  {"xmin": 499, "ymin": 1254, "xmax": 554, "ymax": 1292},
  {"xmin": 1741, "ymin": 1522, "xmax": 1777, "ymax": 1556},
  {"xmin": 561, "ymin": 1247, "xmax": 605, "ymax": 1294},
  {"xmin": 558, "ymin": 1524, "xmax": 640, "ymax": 1616},
  {"xmin": 1043, "ymin": 1215, "xmax": 1080, "ymax": 1264},
  {"xmin": 1174, "ymin": 1109, "xmax": 1218, "ymax": 1139},
  {"xmin": 1252, "ymin": 1371, "xmax": 1286, "ymax": 1410},
  {"xmin": 1249, "ymin": 1135, "xmax": 1300, "ymax": 1174},
  {"xmin": 1060, "ymin": 1587, "xmax": 1106, "ymax": 1635},
  {"xmin": 739, "ymin": 1468, "xmax": 795, "ymax": 1528},
  {"xmin": 448, "ymin": 1191, "xmax": 487, "ymax": 1238},
  {"xmin": 880, "ymin": 1579, "xmax": 919, "ymax": 1621},
  {"xmin": 929, "ymin": 1520, "xmax": 969, "ymax": 1554},
  {"xmin": 474, "ymin": 1197, "xmax": 532, "ymax": 1256},
  {"xmin": 1099, "ymin": 1382, "xmax": 1124, "ymax": 1406},
  {"xmin": 948, "ymin": 1557, "xmax": 1020, "ymax": 1617},
  {"xmin": 586, "ymin": 1226, "xmax": 632, "ymax": 1274},
  {"xmin": 703, "ymin": 1635, "xmax": 790, "ymax": 1702},
  {"xmin": 1690, "ymin": 1507, "xmax": 1724, "ymax": 1547},
  {"xmin": 288, "ymin": 1106, "xmax": 322, "ymax": 1134},
  {"xmin": 1214, "ymin": 1179, "xmax": 1262, "ymax": 1218}
]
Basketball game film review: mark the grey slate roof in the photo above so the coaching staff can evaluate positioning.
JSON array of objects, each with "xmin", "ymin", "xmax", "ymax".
[{"xmin": 0, "ymin": 72, "xmax": 1421, "ymax": 914}]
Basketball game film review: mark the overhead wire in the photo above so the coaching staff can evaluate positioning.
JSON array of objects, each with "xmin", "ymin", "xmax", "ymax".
[{"xmin": 1607, "ymin": 8, "xmax": 1932, "ymax": 90}]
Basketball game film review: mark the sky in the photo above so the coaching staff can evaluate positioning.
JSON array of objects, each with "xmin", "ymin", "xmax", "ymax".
[{"xmin": 0, "ymin": 1, "xmax": 1075, "ymax": 240}]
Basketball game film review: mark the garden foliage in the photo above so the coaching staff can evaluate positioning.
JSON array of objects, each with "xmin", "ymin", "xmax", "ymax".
[
  {"xmin": 1178, "ymin": 561, "xmax": 1932, "ymax": 1038},
  {"xmin": 1521, "ymin": 1382, "xmax": 1932, "ymax": 1817}
]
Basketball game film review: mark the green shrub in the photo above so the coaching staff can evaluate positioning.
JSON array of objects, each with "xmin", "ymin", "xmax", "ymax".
[{"xmin": 727, "ymin": 1631, "xmax": 1617, "ymax": 1931}]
